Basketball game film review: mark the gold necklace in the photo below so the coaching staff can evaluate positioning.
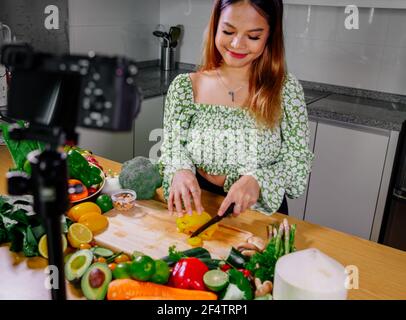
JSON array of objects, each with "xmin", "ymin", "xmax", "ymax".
[{"xmin": 216, "ymin": 69, "xmax": 244, "ymax": 103}]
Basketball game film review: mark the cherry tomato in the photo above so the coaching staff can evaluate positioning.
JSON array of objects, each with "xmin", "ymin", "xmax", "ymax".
[
  {"xmin": 114, "ymin": 254, "xmax": 130, "ymax": 264},
  {"xmin": 238, "ymin": 268, "xmax": 252, "ymax": 278},
  {"xmin": 97, "ymin": 257, "xmax": 106, "ymax": 263},
  {"xmin": 108, "ymin": 263, "xmax": 117, "ymax": 271},
  {"xmin": 220, "ymin": 264, "xmax": 232, "ymax": 272},
  {"xmin": 79, "ymin": 243, "xmax": 91, "ymax": 250}
]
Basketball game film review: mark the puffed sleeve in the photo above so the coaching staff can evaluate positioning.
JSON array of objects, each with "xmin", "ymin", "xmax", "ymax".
[
  {"xmin": 244, "ymin": 73, "xmax": 314, "ymax": 214},
  {"xmin": 158, "ymin": 74, "xmax": 197, "ymax": 200}
]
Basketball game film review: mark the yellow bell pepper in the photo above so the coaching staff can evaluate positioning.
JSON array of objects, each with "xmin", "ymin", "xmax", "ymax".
[{"xmin": 176, "ymin": 211, "xmax": 218, "ymax": 240}]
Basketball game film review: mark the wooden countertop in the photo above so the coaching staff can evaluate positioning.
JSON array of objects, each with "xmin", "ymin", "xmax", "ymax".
[{"xmin": 1, "ymin": 145, "xmax": 406, "ymax": 300}]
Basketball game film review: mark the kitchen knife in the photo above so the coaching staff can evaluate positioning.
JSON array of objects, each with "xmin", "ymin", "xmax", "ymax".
[{"xmin": 189, "ymin": 203, "xmax": 235, "ymax": 238}]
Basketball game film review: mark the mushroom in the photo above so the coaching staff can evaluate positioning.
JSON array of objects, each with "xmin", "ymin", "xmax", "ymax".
[
  {"xmin": 240, "ymin": 249, "xmax": 257, "ymax": 257},
  {"xmin": 236, "ymin": 242, "xmax": 259, "ymax": 252},
  {"xmin": 247, "ymin": 236, "xmax": 266, "ymax": 252},
  {"xmin": 254, "ymin": 277, "xmax": 273, "ymax": 298}
]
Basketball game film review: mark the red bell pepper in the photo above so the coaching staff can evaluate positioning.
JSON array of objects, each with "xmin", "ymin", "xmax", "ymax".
[{"xmin": 168, "ymin": 257, "xmax": 208, "ymax": 291}]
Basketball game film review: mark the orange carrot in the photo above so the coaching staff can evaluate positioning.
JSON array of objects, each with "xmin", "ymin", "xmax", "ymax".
[{"xmin": 107, "ymin": 279, "xmax": 217, "ymax": 300}]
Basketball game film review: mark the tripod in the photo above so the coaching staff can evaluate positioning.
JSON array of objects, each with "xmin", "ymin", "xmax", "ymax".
[{"xmin": 7, "ymin": 126, "xmax": 70, "ymax": 300}]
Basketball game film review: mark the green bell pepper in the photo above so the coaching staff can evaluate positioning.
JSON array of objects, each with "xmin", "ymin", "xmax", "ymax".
[{"xmin": 67, "ymin": 150, "xmax": 103, "ymax": 188}]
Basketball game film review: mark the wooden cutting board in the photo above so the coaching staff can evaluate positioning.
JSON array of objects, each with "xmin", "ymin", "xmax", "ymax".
[{"xmin": 94, "ymin": 200, "xmax": 253, "ymax": 260}]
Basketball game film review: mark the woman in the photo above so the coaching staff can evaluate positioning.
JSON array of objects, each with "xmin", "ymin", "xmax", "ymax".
[{"xmin": 158, "ymin": 0, "xmax": 314, "ymax": 217}]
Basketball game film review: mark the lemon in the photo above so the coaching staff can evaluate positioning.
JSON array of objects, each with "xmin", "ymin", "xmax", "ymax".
[
  {"xmin": 38, "ymin": 234, "xmax": 68, "ymax": 259},
  {"xmin": 67, "ymin": 223, "xmax": 93, "ymax": 248}
]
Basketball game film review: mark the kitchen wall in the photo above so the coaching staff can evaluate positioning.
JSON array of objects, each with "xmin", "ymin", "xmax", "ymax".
[
  {"xmin": 284, "ymin": 5, "xmax": 406, "ymax": 95},
  {"xmin": 68, "ymin": 0, "xmax": 160, "ymax": 61},
  {"xmin": 159, "ymin": 0, "xmax": 406, "ymax": 95},
  {"xmin": 0, "ymin": 0, "xmax": 69, "ymax": 54}
]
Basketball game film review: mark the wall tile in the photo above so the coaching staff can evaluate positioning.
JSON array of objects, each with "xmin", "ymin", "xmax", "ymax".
[
  {"xmin": 336, "ymin": 7, "xmax": 389, "ymax": 46},
  {"xmin": 284, "ymin": 4, "xmax": 339, "ymax": 41},
  {"xmin": 160, "ymin": 0, "xmax": 212, "ymax": 29},
  {"xmin": 69, "ymin": 0, "xmax": 160, "ymax": 60},
  {"xmin": 289, "ymin": 38, "xmax": 383, "ymax": 90},
  {"xmin": 177, "ymin": 25, "xmax": 206, "ymax": 64},
  {"xmin": 385, "ymin": 9, "xmax": 406, "ymax": 47},
  {"xmin": 69, "ymin": 0, "xmax": 160, "ymax": 26},
  {"xmin": 378, "ymin": 45, "xmax": 406, "ymax": 94},
  {"xmin": 69, "ymin": 24, "xmax": 157, "ymax": 61}
]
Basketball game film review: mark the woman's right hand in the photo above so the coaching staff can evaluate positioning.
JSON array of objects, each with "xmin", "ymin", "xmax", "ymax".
[{"xmin": 168, "ymin": 169, "xmax": 204, "ymax": 217}]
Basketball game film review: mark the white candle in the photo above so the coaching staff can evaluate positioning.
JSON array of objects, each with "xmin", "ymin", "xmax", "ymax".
[{"xmin": 273, "ymin": 248, "xmax": 348, "ymax": 300}]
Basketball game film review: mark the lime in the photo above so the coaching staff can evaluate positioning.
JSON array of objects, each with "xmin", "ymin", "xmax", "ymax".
[
  {"xmin": 67, "ymin": 223, "xmax": 93, "ymax": 248},
  {"xmin": 95, "ymin": 194, "xmax": 114, "ymax": 213},
  {"xmin": 129, "ymin": 255, "xmax": 156, "ymax": 281},
  {"xmin": 38, "ymin": 234, "xmax": 68, "ymax": 259},
  {"xmin": 112, "ymin": 262, "xmax": 131, "ymax": 279},
  {"xmin": 203, "ymin": 270, "xmax": 229, "ymax": 292},
  {"xmin": 131, "ymin": 250, "xmax": 145, "ymax": 260},
  {"xmin": 150, "ymin": 259, "xmax": 170, "ymax": 284}
]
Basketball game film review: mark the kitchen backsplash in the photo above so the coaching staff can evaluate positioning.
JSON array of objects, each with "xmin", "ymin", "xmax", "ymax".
[
  {"xmin": 0, "ymin": 0, "xmax": 69, "ymax": 54},
  {"xmin": 68, "ymin": 0, "xmax": 161, "ymax": 61},
  {"xmin": 68, "ymin": 0, "xmax": 405, "ymax": 95},
  {"xmin": 159, "ymin": 0, "xmax": 406, "ymax": 95}
]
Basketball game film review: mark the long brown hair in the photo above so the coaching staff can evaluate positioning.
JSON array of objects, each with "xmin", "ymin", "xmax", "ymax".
[{"xmin": 199, "ymin": 0, "xmax": 286, "ymax": 129}]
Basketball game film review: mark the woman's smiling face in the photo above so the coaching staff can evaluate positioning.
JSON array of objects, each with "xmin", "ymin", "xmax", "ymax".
[{"xmin": 215, "ymin": 1, "xmax": 270, "ymax": 68}]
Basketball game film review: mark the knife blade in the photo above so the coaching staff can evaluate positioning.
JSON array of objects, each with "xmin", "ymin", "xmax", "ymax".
[{"xmin": 189, "ymin": 203, "xmax": 235, "ymax": 238}]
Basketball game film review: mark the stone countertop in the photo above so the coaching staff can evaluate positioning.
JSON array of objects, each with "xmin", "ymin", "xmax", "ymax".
[
  {"xmin": 307, "ymin": 94, "xmax": 406, "ymax": 131},
  {"xmin": 135, "ymin": 64, "xmax": 194, "ymax": 99},
  {"xmin": 136, "ymin": 64, "xmax": 406, "ymax": 131}
]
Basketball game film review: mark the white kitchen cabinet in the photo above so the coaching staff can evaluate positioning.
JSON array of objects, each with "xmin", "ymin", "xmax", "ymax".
[
  {"xmin": 286, "ymin": 120, "xmax": 317, "ymax": 219},
  {"xmin": 304, "ymin": 121, "xmax": 389, "ymax": 239},
  {"xmin": 77, "ymin": 126, "xmax": 134, "ymax": 164},
  {"xmin": 133, "ymin": 95, "xmax": 165, "ymax": 161},
  {"xmin": 77, "ymin": 96, "xmax": 164, "ymax": 163}
]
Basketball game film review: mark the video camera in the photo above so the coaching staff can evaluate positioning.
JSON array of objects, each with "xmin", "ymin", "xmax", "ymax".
[
  {"xmin": 1, "ymin": 43, "xmax": 142, "ymax": 144},
  {"xmin": 1, "ymin": 44, "xmax": 143, "ymax": 300}
]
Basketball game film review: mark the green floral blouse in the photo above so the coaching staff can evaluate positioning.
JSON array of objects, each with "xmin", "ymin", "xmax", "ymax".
[{"xmin": 158, "ymin": 72, "xmax": 314, "ymax": 215}]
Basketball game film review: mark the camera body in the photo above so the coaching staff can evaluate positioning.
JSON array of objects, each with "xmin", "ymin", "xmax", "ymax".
[{"xmin": 1, "ymin": 44, "xmax": 142, "ymax": 135}]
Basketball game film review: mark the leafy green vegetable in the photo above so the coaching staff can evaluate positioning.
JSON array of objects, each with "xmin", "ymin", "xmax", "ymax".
[
  {"xmin": 222, "ymin": 269, "xmax": 253, "ymax": 300},
  {"xmin": 1, "ymin": 122, "xmax": 45, "ymax": 173},
  {"xmin": 0, "ymin": 196, "xmax": 69, "ymax": 257},
  {"xmin": 22, "ymin": 226, "xmax": 38, "ymax": 257},
  {"xmin": 245, "ymin": 220, "xmax": 297, "ymax": 282},
  {"xmin": 245, "ymin": 239, "xmax": 278, "ymax": 282}
]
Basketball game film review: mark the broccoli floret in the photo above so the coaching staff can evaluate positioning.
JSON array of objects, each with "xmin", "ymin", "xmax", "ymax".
[{"xmin": 119, "ymin": 157, "xmax": 163, "ymax": 200}]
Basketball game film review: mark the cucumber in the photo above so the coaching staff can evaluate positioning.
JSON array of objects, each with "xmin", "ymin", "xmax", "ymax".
[
  {"xmin": 161, "ymin": 247, "xmax": 211, "ymax": 266},
  {"xmin": 203, "ymin": 270, "xmax": 229, "ymax": 292},
  {"xmin": 199, "ymin": 258, "xmax": 224, "ymax": 270},
  {"xmin": 226, "ymin": 247, "xmax": 249, "ymax": 269},
  {"xmin": 91, "ymin": 247, "xmax": 114, "ymax": 258}
]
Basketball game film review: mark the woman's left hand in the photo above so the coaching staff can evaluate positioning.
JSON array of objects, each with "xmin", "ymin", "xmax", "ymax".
[{"xmin": 217, "ymin": 175, "xmax": 260, "ymax": 217}]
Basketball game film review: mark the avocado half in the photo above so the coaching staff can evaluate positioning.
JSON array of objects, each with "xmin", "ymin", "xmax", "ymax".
[
  {"xmin": 64, "ymin": 249, "xmax": 94, "ymax": 282},
  {"xmin": 81, "ymin": 262, "xmax": 112, "ymax": 300}
]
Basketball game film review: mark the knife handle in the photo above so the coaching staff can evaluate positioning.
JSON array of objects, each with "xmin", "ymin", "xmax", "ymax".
[{"xmin": 223, "ymin": 203, "xmax": 235, "ymax": 217}]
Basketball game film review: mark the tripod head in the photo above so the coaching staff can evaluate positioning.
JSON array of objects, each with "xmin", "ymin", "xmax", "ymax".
[{"xmin": 1, "ymin": 43, "xmax": 143, "ymax": 300}]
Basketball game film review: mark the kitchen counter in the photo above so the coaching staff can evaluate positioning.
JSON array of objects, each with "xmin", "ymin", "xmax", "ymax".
[
  {"xmin": 0, "ymin": 145, "xmax": 406, "ymax": 300},
  {"xmin": 135, "ymin": 63, "xmax": 406, "ymax": 131},
  {"xmin": 135, "ymin": 62, "xmax": 195, "ymax": 99},
  {"xmin": 307, "ymin": 94, "xmax": 406, "ymax": 131}
]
